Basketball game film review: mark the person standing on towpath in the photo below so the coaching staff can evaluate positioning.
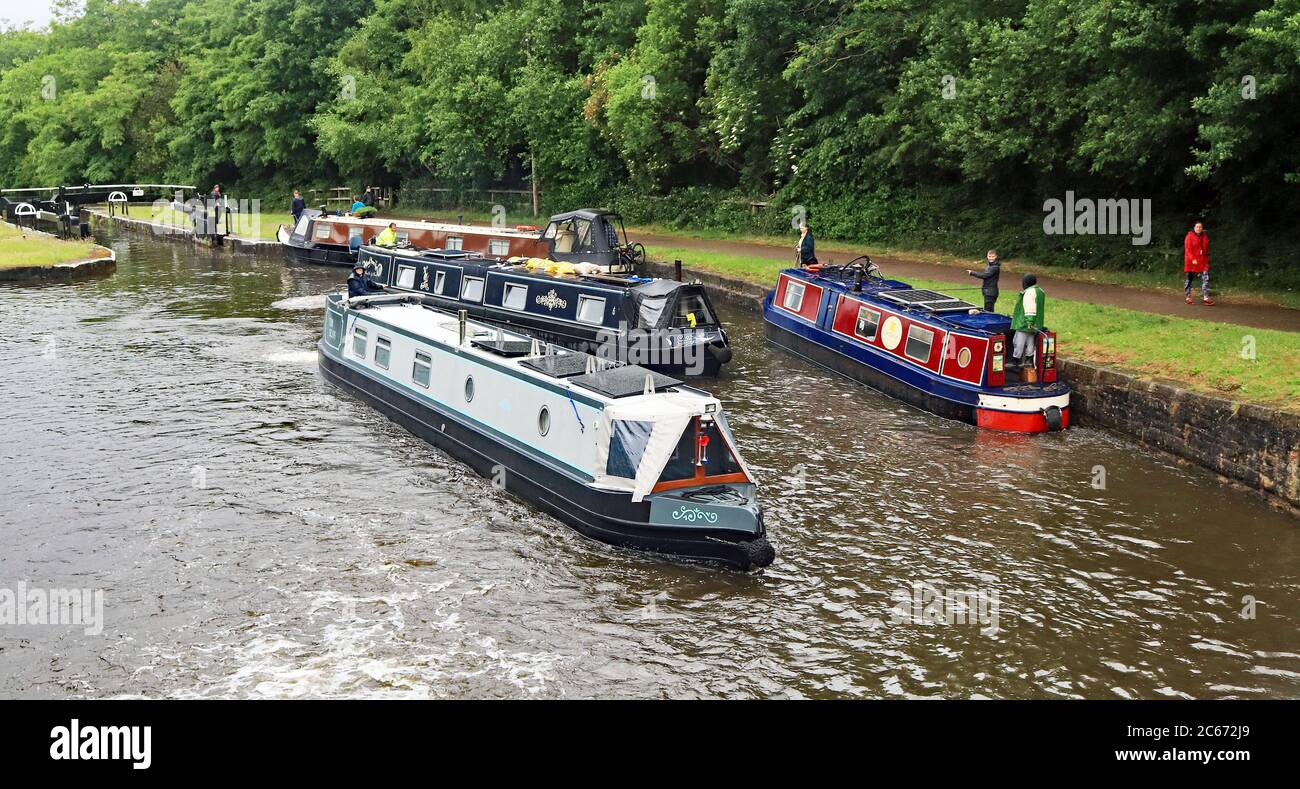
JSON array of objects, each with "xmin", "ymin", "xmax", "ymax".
[
  {"xmin": 797, "ymin": 221, "xmax": 817, "ymax": 266},
  {"xmin": 1184, "ymin": 221, "xmax": 1214, "ymax": 306},
  {"xmin": 967, "ymin": 249, "xmax": 1002, "ymax": 312}
]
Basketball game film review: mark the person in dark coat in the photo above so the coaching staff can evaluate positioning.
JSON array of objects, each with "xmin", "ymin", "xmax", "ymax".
[
  {"xmin": 291, "ymin": 189, "xmax": 306, "ymax": 225},
  {"xmin": 347, "ymin": 264, "xmax": 385, "ymax": 298},
  {"xmin": 797, "ymin": 221, "xmax": 817, "ymax": 266},
  {"xmin": 362, "ymin": 187, "xmax": 376, "ymax": 208},
  {"xmin": 967, "ymin": 249, "xmax": 1002, "ymax": 312},
  {"xmin": 208, "ymin": 184, "xmax": 222, "ymax": 227}
]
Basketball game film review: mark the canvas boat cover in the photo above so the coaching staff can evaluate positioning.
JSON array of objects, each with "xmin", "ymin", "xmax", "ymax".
[
  {"xmin": 592, "ymin": 391, "xmax": 754, "ymax": 502},
  {"xmin": 628, "ymin": 279, "xmax": 682, "ymax": 329}
]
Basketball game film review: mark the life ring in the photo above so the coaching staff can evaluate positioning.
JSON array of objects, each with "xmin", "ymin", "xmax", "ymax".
[{"xmin": 804, "ymin": 263, "xmax": 822, "ymax": 273}]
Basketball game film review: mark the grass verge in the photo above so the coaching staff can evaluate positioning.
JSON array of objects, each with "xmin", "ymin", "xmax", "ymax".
[
  {"xmin": 0, "ymin": 222, "xmax": 107, "ymax": 269},
  {"xmin": 631, "ymin": 223, "xmax": 1300, "ymax": 311}
]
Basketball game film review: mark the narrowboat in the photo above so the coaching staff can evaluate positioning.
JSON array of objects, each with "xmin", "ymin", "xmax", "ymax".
[
  {"xmin": 763, "ymin": 258, "xmax": 1070, "ymax": 433},
  {"xmin": 278, "ymin": 207, "xmax": 645, "ymax": 270},
  {"xmin": 318, "ymin": 291, "xmax": 775, "ymax": 570},
  {"xmin": 353, "ymin": 244, "xmax": 733, "ymax": 378}
]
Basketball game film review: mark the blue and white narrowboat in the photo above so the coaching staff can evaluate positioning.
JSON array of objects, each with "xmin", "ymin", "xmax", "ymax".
[
  {"xmin": 319, "ymin": 292, "xmax": 775, "ymax": 570},
  {"xmin": 763, "ymin": 259, "xmax": 1070, "ymax": 433},
  {"xmin": 355, "ymin": 245, "xmax": 733, "ymax": 378}
]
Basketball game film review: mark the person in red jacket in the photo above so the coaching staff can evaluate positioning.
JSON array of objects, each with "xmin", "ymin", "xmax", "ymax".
[{"xmin": 1183, "ymin": 221, "xmax": 1214, "ymax": 306}]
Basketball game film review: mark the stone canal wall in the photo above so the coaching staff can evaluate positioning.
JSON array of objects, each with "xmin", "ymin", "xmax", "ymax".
[
  {"xmin": 86, "ymin": 209, "xmax": 278, "ymax": 254},
  {"xmin": 646, "ymin": 258, "xmax": 1300, "ymax": 513}
]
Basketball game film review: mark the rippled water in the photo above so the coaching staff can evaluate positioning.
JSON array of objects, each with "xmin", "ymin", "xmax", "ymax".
[{"xmin": 1, "ymin": 231, "xmax": 1298, "ymax": 699}]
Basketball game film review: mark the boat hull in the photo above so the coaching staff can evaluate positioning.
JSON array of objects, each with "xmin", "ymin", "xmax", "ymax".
[
  {"xmin": 318, "ymin": 344, "xmax": 774, "ymax": 569},
  {"xmin": 764, "ymin": 315, "xmax": 1069, "ymax": 433}
]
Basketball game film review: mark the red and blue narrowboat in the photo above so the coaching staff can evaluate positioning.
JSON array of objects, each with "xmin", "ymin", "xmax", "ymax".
[{"xmin": 763, "ymin": 258, "xmax": 1069, "ymax": 433}]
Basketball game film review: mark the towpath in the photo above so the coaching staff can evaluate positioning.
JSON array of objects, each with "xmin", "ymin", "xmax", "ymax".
[{"xmin": 629, "ymin": 231, "xmax": 1300, "ymax": 333}]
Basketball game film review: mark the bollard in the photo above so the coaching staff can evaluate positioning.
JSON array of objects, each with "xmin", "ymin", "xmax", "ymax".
[{"xmin": 674, "ymin": 259, "xmax": 682, "ymax": 281}]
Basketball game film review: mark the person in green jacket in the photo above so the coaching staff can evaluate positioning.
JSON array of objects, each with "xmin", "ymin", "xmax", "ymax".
[
  {"xmin": 1010, "ymin": 273, "xmax": 1045, "ymax": 383},
  {"xmin": 374, "ymin": 222, "xmax": 398, "ymax": 247}
]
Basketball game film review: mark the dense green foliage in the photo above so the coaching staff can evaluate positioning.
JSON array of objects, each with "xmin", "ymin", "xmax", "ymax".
[{"xmin": 3, "ymin": 0, "xmax": 1299, "ymax": 282}]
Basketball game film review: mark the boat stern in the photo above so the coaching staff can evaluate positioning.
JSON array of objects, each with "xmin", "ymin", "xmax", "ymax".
[
  {"xmin": 975, "ymin": 389, "xmax": 1071, "ymax": 433},
  {"xmin": 644, "ymin": 484, "xmax": 774, "ymax": 569}
]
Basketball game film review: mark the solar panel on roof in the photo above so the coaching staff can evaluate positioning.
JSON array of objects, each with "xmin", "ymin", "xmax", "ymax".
[
  {"xmin": 471, "ymin": 338, "xmax": 535, "ymax": 357},
  {"xmin": 519, "ymin": 353, "xmax": 593, "ymax": 378},
  {"xmin": 879, "ymin": 289, "xmax": 977, "ymax": 312},
  {"xmin": 570, "ymin": 366, "xmax": 681, "ymax": 398}
]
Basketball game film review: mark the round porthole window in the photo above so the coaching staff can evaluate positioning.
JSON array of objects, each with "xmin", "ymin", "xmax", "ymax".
[
  {"xmin": 464, "ymin": 376, "xmax": 475, "ymax": 402},
  {"xmin": 957, "ymin": 347, "xmax": 972, "ymax": 368},
  {"xmin": 538, "ymin": 406, "xmax": 551, "ymax": 436}
]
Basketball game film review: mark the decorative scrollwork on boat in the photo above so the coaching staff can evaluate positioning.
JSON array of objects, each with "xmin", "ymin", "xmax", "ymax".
[
  {"xmin": 671, "ymin": 506, "xmax": 718, "ymax": 523},
  {"xmin": 535, "ymin": 289, "xmax": 568, "ymax": 311}
]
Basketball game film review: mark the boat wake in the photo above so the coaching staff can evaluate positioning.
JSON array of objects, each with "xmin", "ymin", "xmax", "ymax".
[
  {"xmin": 271, "ymin": 294, "xmax": 332, "ymax": 311},
  {"xmin": 263, "ymin": 350, "xmax": 319, "ymax": 365}
]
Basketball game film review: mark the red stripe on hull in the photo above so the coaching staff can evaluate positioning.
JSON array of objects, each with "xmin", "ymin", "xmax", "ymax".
[{"xmin": 975, "ymin": 407, "xmax": 1070, "ymax": 433}]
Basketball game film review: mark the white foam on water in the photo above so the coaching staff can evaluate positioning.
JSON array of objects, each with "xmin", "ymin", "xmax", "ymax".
[
  {"xmin": 271, "ymin": 294, "xmax": 330, "ymax": 311},
  {"xmin": 263, "ymin": 350, "xmax": 319, "ymax": 365}
]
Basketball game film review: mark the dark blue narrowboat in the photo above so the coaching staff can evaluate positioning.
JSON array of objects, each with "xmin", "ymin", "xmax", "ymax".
[
  {"xmin": 763, "ymin": 258, "xmax": 1070, "ymax": 432},
  {"xmin": 355, "ymin": 245, "xmax": 733, "ymax": 378}
]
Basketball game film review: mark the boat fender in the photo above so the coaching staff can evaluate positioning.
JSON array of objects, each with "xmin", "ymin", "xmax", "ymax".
[
  {"xmin": 1043, "ymin": 405, "xmax": 1064, "ymax": 432},
  {"xmin": 741, "ymin": 537, "xmax": 776, "ymax": 571},
  {"xmin": 708, "ymin": 343, "xmax": 733, "ymax": 365}
]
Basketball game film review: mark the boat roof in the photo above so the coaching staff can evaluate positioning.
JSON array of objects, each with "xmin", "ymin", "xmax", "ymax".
[
  {"xmin": 786, "ymin": 267, "xmax": 1013, "ymax": 333},
  {"xmin": 336, "ymin": 294, "xmax": 718, "ymax": 410},
  {"xmin": 368, "ymin": 244, "xmax": 667, "ymax": 292},
  {"xmin": 318, "ymin": 214, "xmax": 542, "ymax": 238}
]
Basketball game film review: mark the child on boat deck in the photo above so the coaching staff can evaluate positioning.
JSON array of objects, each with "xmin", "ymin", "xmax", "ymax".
[{"xmin": 1010, "ymin": 273, "xmax": 1045, "ymax": 383}]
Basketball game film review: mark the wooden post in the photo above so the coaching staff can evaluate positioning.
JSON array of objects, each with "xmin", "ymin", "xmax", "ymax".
[{"xmin": 530, "ymin": 150, "xmax": 539, "ymax": 218}]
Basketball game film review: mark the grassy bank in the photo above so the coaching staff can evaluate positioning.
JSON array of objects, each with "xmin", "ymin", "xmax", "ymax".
[
  {"xmin": 0, "ymin": 222, "xmax": 107, "ymax": 269},
  {"xmin": 632, "ymin": 223, "xmax": 1300, "ymax": 311},
  {"xmin": 648, "ymin": 244, "xmax": 1300, "ymax": 412}
]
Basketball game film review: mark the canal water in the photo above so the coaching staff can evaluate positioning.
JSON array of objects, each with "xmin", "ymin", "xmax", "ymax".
[{"xmin": 2, "ymin": 230, "xmax": 1298, "ymax": 699}]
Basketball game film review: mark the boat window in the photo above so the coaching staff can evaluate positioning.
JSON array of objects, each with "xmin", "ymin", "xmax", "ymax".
[
  {"xmin": 352, "ymin": 326, "xmax": 368, "ymax": 358},
  {"xmin": 396, "ymin": 265, "xmax": 416, "ymax": 289},
  {"xmin": 488, "ymin": 239, "xmax": 511, "ymax": 256},
  {"xmin": 434, "ymin": 270, "xmax": 447, "ymax": 295},
  {"xmin": 349, "ymin": 227, "xmax": 363, "ymax": 240},
  {"xmin": 464, "ymin": 376, "xmax": 475, "ymax": 402},
  {"xmin": 856, "ymin": 306, "xmax": 880, "ymax": 340},
  {"xmin": 577, "ymin": 295, "xmax": 606, "ymax": 324},
  {"xmin": 315, "ymin": 224, "xmax": 331, "ymax": 239},
  {"xmin": 782, "ymin": 280, "xmax": 806, "ymax": 312},
  {"xmin": 658, "ymin": 417, "xmax": 743, "ymax": 483},
  {"xmin": 572, "ymin": 219, "xmax": 595, "ymax": 252},
  {"xmin": 445, "ymin": 236, "xmax": 463, "ymax": 251},
  {"xmin": 461, "ymin": 276, "xmax": 485, "ymax": 302},
  {"xmin": 905, "ymin": 325, "xmax": 935, "ymax": 362},
  {"xmin": 606, "ymin": 420, "xmax": 654, "ymax": 479},
  {"xmin": 538, "ymin": 406, "xmax": 551, "ymax": 436},
  {"xmin": 503, "ymin": 282, "xmax": 528, "ymax": 310},
  {"xmin": 412, "ymin": 351, "xmax": 432, "ymax": 387},
  {"xmin": 293, "ymin": 215, "xmax": 311, "ymax": 236},
  {"xmin": 553, "ymin": 221, "xmax": 578, "ymax": 253},
  {"xmin": 375, "ymin": 336, "xmax": 392, "ymax": 369},
  {"xmin": 673, "ymin": 289, "xmax": 715, "ymax": 327},
  {"xmin": 542, "ymin": 222, "xmax": 558, "ymax": 240},
  {"xmin": 326, "ymin": 312, "xmax": 343, "ymax": 346}
]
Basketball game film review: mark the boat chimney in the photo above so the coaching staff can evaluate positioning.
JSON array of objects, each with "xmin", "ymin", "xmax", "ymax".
[
  {"xmin": 458, "ymin": 309, "xmax": 468, "ymax": 345},
  {"xmin": 643, "ymin": 373, "xmax": 656, "ymax": 395},
  {"xmin": 673, "ymin": 259, "xmax": 682, "ymax": 281}
]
